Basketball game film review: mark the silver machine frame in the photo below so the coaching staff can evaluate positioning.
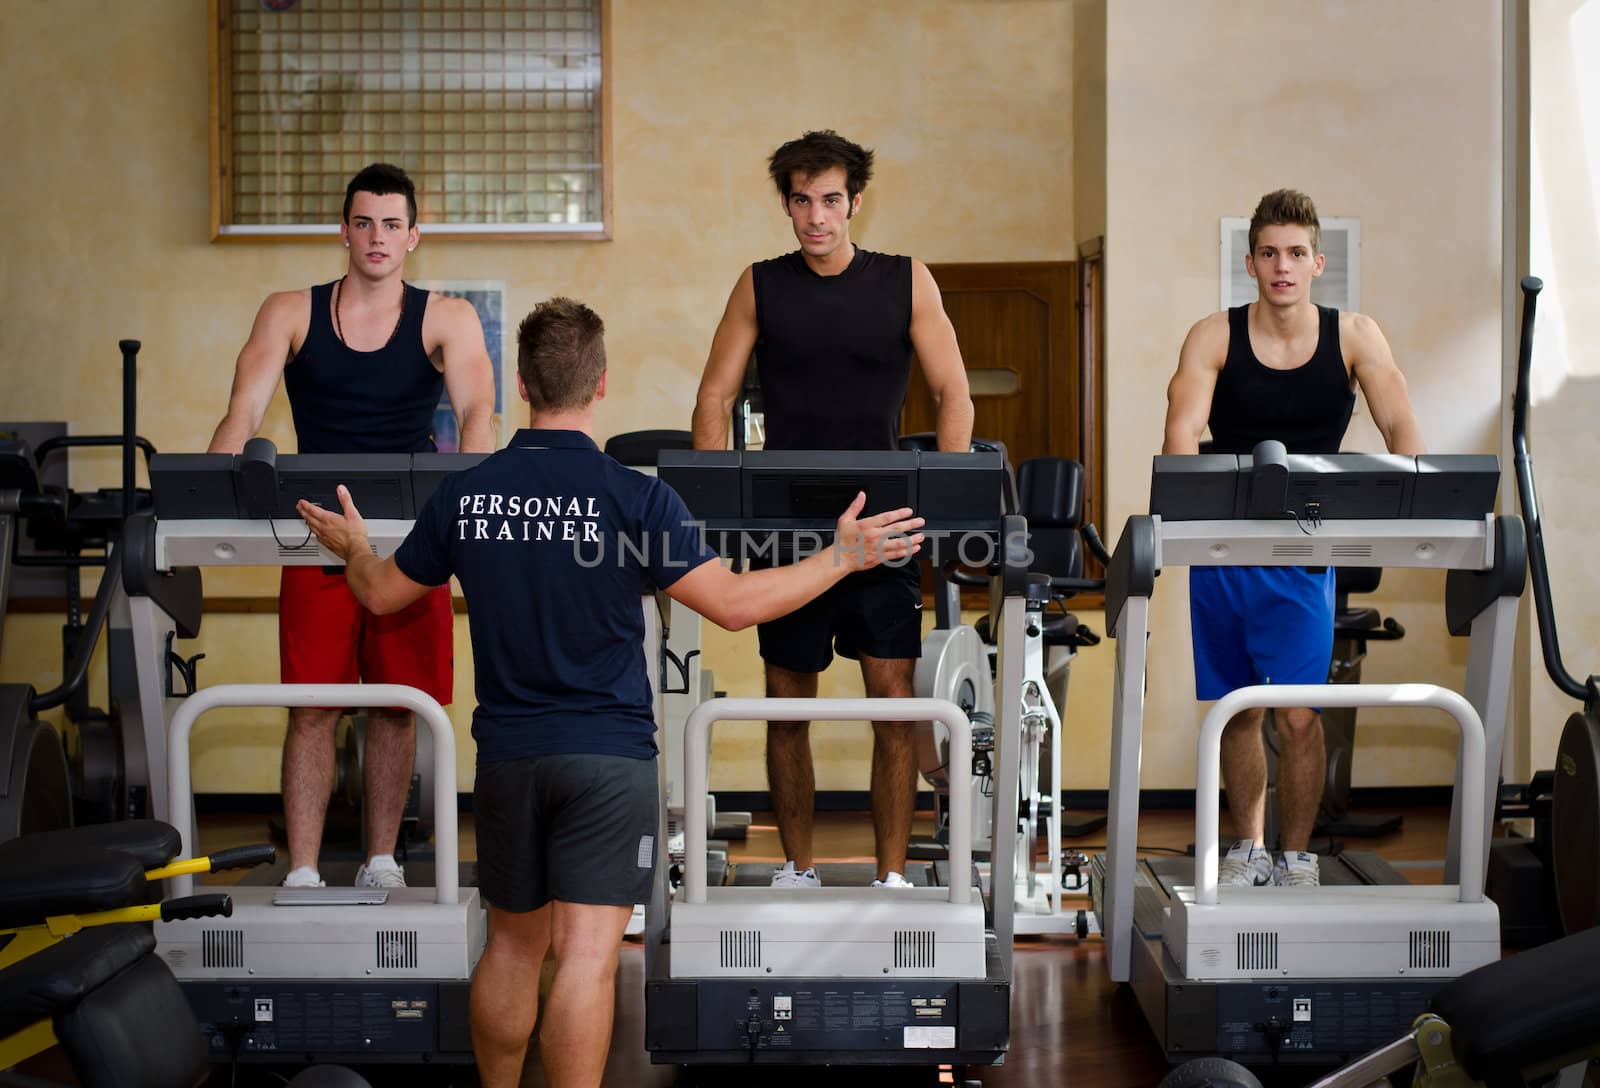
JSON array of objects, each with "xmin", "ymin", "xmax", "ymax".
[
  {"xmin": 1094, "ymin": 450, "xmax": 1526, "ymax": 1067},
  {"xmin": 636, "ymin": 512, "xmax": 1024, "ymax": 1081},
  {"xmin": 643, "ymin": 555, "xmax": 1031, "ymax": 1071}
]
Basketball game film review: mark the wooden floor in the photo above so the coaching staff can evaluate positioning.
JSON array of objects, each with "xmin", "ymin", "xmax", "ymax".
[{"xmin": 174, "ymin": 803, "xmax": 1489, "ymax": 1087}]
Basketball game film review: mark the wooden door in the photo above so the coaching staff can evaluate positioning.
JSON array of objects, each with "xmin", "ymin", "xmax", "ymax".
[
  {"xmin": 903, "ymin": 262, "xmax": 1075, "ymax": 466},
  {"xmin": 901, "ymin": 260, "xmax": 1104, "ymax": 550}
]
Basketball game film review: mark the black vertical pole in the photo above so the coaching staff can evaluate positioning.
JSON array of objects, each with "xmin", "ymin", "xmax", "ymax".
[{"xmin": 118, "ymin": 340, "xmax": 141, "ymax": 519}]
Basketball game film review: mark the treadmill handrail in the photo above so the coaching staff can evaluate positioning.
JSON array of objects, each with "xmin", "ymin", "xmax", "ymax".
[
  {"xmin": 167, "ymin": 684, "xmax": 458, "ymax": 905},
  {"xmin": 1193, "ymin": 682, "xmax": 1486, "ymax": 906},
  {"xmin": 1511, "ymin": 276, "xmax": 1589, "ymax": 702},
  {"xmin": 683, "ymin": 697, "xmax": 972, "ymax": 906}
]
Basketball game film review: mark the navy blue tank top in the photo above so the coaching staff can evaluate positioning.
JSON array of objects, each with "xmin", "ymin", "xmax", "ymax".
[
  {"xmin": 751, "ymin": 248, "xmax": 914, "ymax": 451},
  {"xmin": 284, "ymin": 280, "xmax": 442, "ymax": 454},
  {"xmin": 1208, "ymin": 304, "xmax": 1355, "ymax": 455}
]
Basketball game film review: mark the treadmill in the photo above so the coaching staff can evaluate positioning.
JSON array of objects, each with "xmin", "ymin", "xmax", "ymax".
[
  {"xmin": 1091, "ymin": 442, "xmax": 1525, "ymax": 1068},
  {"xmin": 646, "ymin": 449, "xmax": 1020, "ymax": 1075},
  {"xmin": 136, "ymin": 442, "xmax": 492, "ymax": 1067}
]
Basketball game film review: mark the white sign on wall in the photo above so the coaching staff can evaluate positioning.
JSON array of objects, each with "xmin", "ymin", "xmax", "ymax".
[{"xmin": 1221, "ymin": 217, "xmax": 1360, "ymax": 312}]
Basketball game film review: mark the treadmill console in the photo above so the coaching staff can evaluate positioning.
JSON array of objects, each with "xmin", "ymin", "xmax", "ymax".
[
  {"xmin": 657, "ymin": 449, "xmax": 1006, "ymax": 560},
  {"xmin": 150, "ymin": 439, "xmax": 487, "ymax": 520},
  {"xmin": 1150, "ymin": 441, "xmax": 1499, "ymax": 523}
]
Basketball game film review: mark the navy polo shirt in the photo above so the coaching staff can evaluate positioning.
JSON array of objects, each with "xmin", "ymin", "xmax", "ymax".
[{"xmin": 393, "ymin": 429, "xmax": 718, "ymax": 764}]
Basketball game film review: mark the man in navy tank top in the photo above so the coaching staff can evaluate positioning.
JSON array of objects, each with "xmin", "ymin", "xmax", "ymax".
[
  {"xmin": 692, "ymin": 130, "xmax": 975, "ymax": 890},
  {"xmin": 207, "ymin": 164, "xmax": 496, "ymax": 891},
  {"xmin": 297, "ymin": 297, "xmax": 924, "ymax": 1088},
  {"xmin": 1163, "ymin": 189, "xmax": 1424, "ymax": 889}
]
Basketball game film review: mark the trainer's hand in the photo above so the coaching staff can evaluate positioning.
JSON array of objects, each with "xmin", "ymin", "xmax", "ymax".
[
  {"xmin": 833, "ymin": 491, "xmax": 925, "ymax": 573},
  {"xmin": 296, "ymin": 485, "xmax": 369, "ymax": 563}
]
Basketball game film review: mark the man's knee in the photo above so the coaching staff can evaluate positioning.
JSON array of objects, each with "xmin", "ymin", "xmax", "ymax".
[
  {"xmin": 871, "ymin": 721, "xmax": 916, "ymax": 754},
  {"xmin": 1222, "ymin": 707, "xmax": 1265, "ymax": 736},
  {"xmin": 551, "ymin": 902, "xmax": 632, "ymax": 965},
  {"xmin": 767, "ymin": 721, "xmax": 811, "ymax": 748},
  {"xmin": 1277, "ymin": 708, "xmax": 1321, "ymax": 743},
  {"xmin": 484, "ymin": 906, "xmax": 551, "ymax": 963},
  {"xmin": 765, "ymin": 663, "xmax": 819, "ymax": 700},
  {"xmin": 366, "ymin": 709, "xmax": 416, "ymax": 733},
  {"xmin": 861, "ymin": 659, "xmax": 914, "ymax": 700},
  {"xmin": 287, "ymin": 707, "xmax": 341, "ymax": 738}
]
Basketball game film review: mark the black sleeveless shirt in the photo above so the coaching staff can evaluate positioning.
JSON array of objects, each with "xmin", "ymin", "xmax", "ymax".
[
  {"xmin": 284, "ymin": 280, "xmax": 442, "ymax": 454},
  {"xmin": 1208, "ymin": 304, "xmax": 1355, "ymax": 455},
  {"xmin": 751, "ymin": 248, "xmax": 914, "ymax": 451}
]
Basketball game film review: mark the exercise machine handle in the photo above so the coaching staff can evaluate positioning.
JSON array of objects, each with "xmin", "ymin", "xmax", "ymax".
[
  {"xmin": 205, "ymin": 844, "xmax": 277, "ymax": 872},
  {"xmin": 167, "ymin": 684, "xmax": 459, "ymax": 905},
  {"xmin": 160, "ymin": 894, "xmax": 233, "ymax": 922},
  {"xmin": 1193, "ymin": 683, "xmax": 1487, "ymax": 906},
  {"xmin": 1081, "ymin": 523, "xmax": 1112, "ymax": 567},
  {"xmin": 119, "ymin": 340, "xmax": 141, "ymax": 521},
  {"xmin": 1510, "ymin": 276, "xmax": 1589, "ymax": 701}
]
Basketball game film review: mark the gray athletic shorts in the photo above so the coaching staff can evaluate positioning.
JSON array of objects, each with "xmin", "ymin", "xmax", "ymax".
[{"xmin": 473, "ymin": 752, "xmax": 659, "ymax": 913}]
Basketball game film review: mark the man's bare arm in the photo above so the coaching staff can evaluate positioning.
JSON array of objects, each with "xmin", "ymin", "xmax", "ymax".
[
  {"xmin": 297, "ymin": 486, "xmax": 435, "ymax": 614},
  {"xmin": 1162, "ymin": 313, "xmax": 1229, "ymax": 455},
  {"xmin": 207, "ymin": 292, "xmax": 306, "ymax": 454},
  {"xmin": 666, "ymin": 494, "xmax": 925, "ymax": 630},
  {"xmin": 1345, "ymin": 313, "xmax": 1425, "ymax": 455},
  {"xmin": 692, "ymin": 267, "xmax": 759, "ymax": 450},
  {"xmin": 908, "ymin": 260, "xmax": 974, "ymax": 452},
  {"xmin": 432, "ymin": 294, "xmax": 497, "ymax": 453}
]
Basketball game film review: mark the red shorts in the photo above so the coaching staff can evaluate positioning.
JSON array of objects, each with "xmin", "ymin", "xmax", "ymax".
[{"xmin": 278, "ymin": 566, "xmax": 454, "ymax": 707}]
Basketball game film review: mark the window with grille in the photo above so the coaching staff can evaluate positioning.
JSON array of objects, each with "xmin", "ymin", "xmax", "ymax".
[{"xmin": 210, "ymin": 0, "xmax": 608, "ymax": 240}]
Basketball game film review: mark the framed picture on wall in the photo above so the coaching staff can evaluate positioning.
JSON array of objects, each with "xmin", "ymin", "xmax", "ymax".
[
  {"xmin": 414, "ymin": 281, "xmax": 508, "ymax": 450},
  {"xmin": 1220, "ymin": 216, "xmax": 1360, "ymax": 312}
]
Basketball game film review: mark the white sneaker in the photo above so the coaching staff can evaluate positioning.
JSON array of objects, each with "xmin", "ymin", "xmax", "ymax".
[
  {"xmin": 1277, "ymin": 851, "xmax": 1321, "ymax": 887},
  {"xmin": 770, "ymin": 860, "xmax": 821, "ymax": 888},
  {"xmin": 1216, "ymin": 841, "xmax": 1274, "ymax": 887},
  {"xmin": 872, "ymin": 871, "xmax": 914, "ymax": 888},
  {"xmin": 281, "ymin": 865, "xmax": 325, "ymax": 889},
  {"xmin": 355, "ymin": 854, "xmax": 407, "ymax": 889}
]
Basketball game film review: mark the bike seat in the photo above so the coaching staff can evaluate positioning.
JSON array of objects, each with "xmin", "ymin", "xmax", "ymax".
[
  {"xmin": 1429, "ymin": 923, "xmax": 1600, "ymax": 1084},
  {"xmin": 0, "ymin": 844, "xmax": 147, "ymax": 928},
  {"xmin": 0, "ymin": 819, "xmax": 182, "ymax": 871}
]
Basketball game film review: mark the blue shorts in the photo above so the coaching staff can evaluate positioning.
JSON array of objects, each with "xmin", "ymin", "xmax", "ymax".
[{"xmin": 1189, "ymin": 566, "xmax": 1335, "ymax": 701}]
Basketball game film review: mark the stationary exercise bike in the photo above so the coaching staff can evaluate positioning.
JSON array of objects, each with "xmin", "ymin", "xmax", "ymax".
[
  {"xmin": 1486, "ymin": 275, "xmax": 1600, "ymax": 944},
  {"xmin": 910, "ymin": 443, "xmax": 1108, "ymax": 934},
  {"xmin": 1, "ymin": 340, "xmax": 187, "ymax": 843},
  {"xmin": 0, "ymin": 820, "xmax": 373, "ymax": 1087}
]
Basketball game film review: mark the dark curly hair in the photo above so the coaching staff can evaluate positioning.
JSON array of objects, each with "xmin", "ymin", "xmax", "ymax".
[{"xmin": 768, "ymin": 131, "xmax": 875, "ymax": 203}]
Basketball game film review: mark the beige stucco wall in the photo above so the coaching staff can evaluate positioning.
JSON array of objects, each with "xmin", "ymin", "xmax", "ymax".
[
  {"xmin": 1102, "ymin": 0, "xmax": 1506, "ymax": 790},
  {"xmin": 1072, "ymin": 0, "xmax": 1106, "ymax": 246},
  {"xmin": 0, "ymin": 0, "xmax": 1075, "ymax": 793},
  {"xmin": 1526, "ymin": 0, "xmax": 1600, "ymax": 766}
]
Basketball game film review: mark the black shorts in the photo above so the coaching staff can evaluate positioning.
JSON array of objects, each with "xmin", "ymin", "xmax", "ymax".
[
  {"xmin": 473, "ymin": 752, "xmax": 658, "ymax": 913},
  {"xmin": 756, "ymin": 562, "xmax": 924, "ymax": 673}
]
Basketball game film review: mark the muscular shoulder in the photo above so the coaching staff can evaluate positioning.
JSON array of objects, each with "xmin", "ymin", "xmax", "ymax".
[
  {"xmin": 422, "ymin": 293, "xmax": 484, "ymax": 353},
  {"xmin": 1337, "ymin": 310, "xmax": 1383, "ymax": 340},
  {"xmin": 424, "ymin": 292, "xmax": 481, "ymax": 327},
  {"xmin": 252, "ymin": 289, "xmax": 312, "ymax": 345},
  {"xmin": 260, "ymin": 288, "xmax": 311, "ymax": 322},
  {"xmin": 1337, "ymin": 311, "xmax": 1388, "ymax": 364},
  {"xmin": 1179, "ymin": 310, "xmax": 1231, "ymax": 369}
]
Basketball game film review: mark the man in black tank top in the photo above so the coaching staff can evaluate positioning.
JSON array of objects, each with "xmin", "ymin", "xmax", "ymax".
[
  {"xmin": 691, "ymin": 131, "xmax": 975, "ymax": 888},
  {"xmin": 1163, "ymin": 189, "xmax": 1424, "ymax": 888},
  {"xmin": 207, "ymin": 164, "xmax": 496, "ymax": 891}
]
